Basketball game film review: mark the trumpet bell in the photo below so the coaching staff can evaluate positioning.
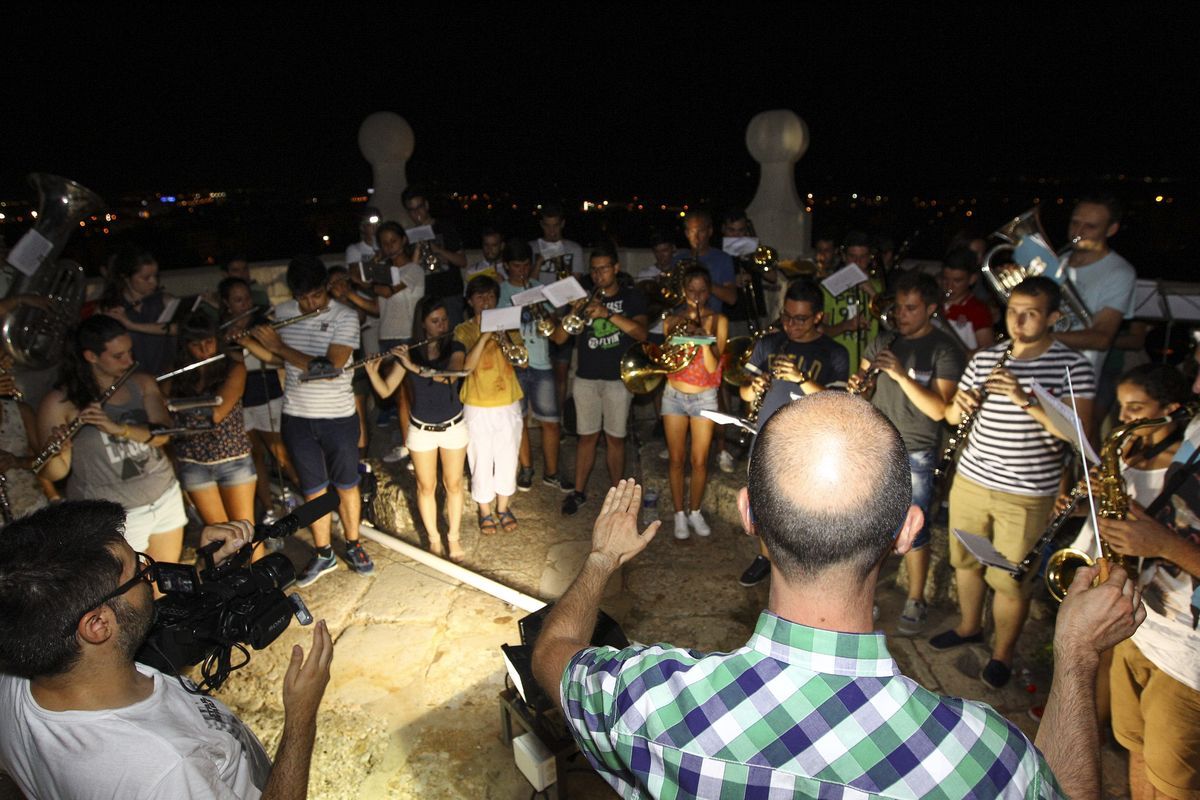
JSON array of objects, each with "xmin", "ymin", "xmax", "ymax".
[{"xmin": 1044, "ymin": 546, "xmax": 1095, "ymax": 603}]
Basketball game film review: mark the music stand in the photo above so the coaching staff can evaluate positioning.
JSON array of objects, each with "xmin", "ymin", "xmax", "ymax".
[{"xmin": 1132, "ymin": 279, "xmax": 1200, "ymax": 363}]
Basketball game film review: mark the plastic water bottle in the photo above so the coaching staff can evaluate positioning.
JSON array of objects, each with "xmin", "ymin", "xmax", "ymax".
[{"xmin": 641, "ymin": 487, "xmax": 659, "ymax": 528}]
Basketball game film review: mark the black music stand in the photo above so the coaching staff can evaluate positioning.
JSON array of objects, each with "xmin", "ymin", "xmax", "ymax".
[{"xmin": 1131, "ymin": 279, "xmax": 1200, "ymax": 363}]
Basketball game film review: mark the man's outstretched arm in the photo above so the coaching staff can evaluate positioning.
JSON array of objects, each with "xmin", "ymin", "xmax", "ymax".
[
  {"xmin": 532, "ymin": 480, "xmax": 661, "ymax": 710},
  {"xmin": 1035, "ymin": 564, "xmax": 1145, "ymax": 799},
  {"xmin": 261, "ymin": 620, "xmax": 334, "ymax": 800}
]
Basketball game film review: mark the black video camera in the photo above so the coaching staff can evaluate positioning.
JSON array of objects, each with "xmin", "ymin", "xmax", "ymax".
[{"xmin": 136, "ymin": 492, "xmax": 339, "ymax": 692}]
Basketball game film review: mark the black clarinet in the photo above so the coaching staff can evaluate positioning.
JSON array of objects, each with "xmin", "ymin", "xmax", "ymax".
[{"xmin": 934, "ymin": 345, "xmax": 1014, "ymax": 478}]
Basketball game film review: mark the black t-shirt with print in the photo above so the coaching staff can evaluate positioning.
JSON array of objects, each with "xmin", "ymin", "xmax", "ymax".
[{"xmin": 574, "ymin": 287, "xmax": 649, "ymax": 381}]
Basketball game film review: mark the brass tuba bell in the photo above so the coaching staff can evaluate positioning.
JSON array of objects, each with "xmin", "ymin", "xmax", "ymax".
[{"xmin": 2, "ymin": 174, "xmax": 103, "ymax": 369}]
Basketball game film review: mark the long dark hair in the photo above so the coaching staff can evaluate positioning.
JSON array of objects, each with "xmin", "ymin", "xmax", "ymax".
[
  {"xmin": 61, "ymin": 315, "xmax": 130, "ymax": 409},
  {"xmin": 100, "ymin": 246, "xmax": 158, "ymax": 309},
  {"xmin": 410, "ymin": 295, "xmax": 450, "ymax": 369},
  {"xmin": 169, "ymin": 311, "xmax": 229, "ymax": 397}
]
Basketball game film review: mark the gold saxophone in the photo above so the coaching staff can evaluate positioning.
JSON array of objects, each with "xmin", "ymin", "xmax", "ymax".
[{"xmin": 1044, "ymin": 401, "xmax": 1199, "ymax": 601}]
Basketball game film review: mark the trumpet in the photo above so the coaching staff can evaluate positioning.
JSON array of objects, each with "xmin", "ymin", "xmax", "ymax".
[
  {"xmin": 417, "ymin": 240, "xmax": 440, "ymax": 272},
  {"xmin": 225, "ymin": 305, "xmax": 329, "ymax": 343},
  {"xmin": 527, "ymin": 302, "xmax": 558, "ymax": 337},
  {"xmin": 30, "ymin": 363, "xmax": 138, "ymax": 473},
  {"xmin": 491, "ymin": 330, "xmax": 529, "ymax": 368},
  {"xmin": 562, "ymin": 287, "xmax": 604, "ymax": 335}
]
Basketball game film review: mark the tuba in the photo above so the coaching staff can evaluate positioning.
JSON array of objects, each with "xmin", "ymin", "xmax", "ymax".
[
  {"xmin": 980, "ymin": 207, "xmax": 1094, "ymax": 333},
  {"xmin": 1043, "ymin": 402, "xmax": 1199, "ymax": 601},
  {"xmin": 2, "ymin": 174, "xmax": 103, "ymax": 369}
]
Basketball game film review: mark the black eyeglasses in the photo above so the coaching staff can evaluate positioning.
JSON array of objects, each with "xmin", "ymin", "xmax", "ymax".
[
  {"xmin": 77, "ymin": 552, "xmax": 156, "ymax": 625},
  {"xmin": 780, "ymin": 312, "xmax": 815, "ymax": 325}
]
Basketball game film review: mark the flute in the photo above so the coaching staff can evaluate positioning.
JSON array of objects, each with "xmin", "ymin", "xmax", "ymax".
[
  {"xmin": 224, "ymin": 305, "xmax": 328, "ymax": 342},
  {"xmin": 31, "ymin": 363, "xmax": 139, "ymax": 473}
]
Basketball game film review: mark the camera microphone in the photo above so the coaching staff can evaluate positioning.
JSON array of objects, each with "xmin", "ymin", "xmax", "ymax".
[{"xmin": 253, "ymin": 491, "xmax": 340, "ymax": 543}]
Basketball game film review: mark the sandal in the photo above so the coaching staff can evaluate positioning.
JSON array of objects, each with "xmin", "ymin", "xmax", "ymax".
[
  {"xmin": 478, "ymin": 514, "xmax": 498, "ymax": 535},
  {"xmin": 447, "ymin": 535, "xmax": 464, "ymax": 563},
  {"xmin": 498, "ymin": 509, "xmax": 518, "ymax": 533},
  {"xmin": 428, "ymin": 535, "xmax": 445, "ymax": 558}
]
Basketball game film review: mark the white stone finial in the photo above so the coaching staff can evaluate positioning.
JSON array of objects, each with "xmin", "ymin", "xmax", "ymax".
[
  {"xmin": 745, "ymin": 110, "xmax": 811, "ymax": 267},
  {"xmin": 358, "ymin": 112, "xmax": 415, "ymax": 225}
]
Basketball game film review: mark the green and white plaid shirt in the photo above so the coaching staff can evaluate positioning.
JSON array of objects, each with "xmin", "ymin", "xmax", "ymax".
[{"xmin": 562, "ymin": 611, "xmax": 1062, "ymax": 799}]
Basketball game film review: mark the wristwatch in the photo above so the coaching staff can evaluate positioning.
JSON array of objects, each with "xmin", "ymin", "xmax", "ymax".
[{"xmin": 1018, "ymin": 394, "xmax": 1039, "ymax": 410}]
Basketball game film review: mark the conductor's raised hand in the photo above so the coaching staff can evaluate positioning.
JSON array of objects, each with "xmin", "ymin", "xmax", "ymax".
[
  {"xmin": 1054, "ymin": 563, "xmax": 1146, "ymax": 661},
  {"xmin": 590, "ymin": 479, "xmax": 661, "ymax": 568},
  {"xmin": 282, "ymin": 619, "xmax": 334, "ymax": 729}
]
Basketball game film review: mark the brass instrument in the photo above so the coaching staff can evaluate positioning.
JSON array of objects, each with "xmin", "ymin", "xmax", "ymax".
[
  {"xmin": 933, "ymin": 346, "xmax": 1014, "ymax": 478},
  {"xmin": 722, "ymin": 323, "xmax": 781, "ymax": 388},
  {"xmin": 543, "ymin": 253, "xmax": 575, "ymax": 280},
  {"xmin": 867, "ymin": 293, "xmax": 896, "ymax": 330},
  {"xmin": 30, "ymin": 363, "xmax": 138, "ymax": 473},
  {"xmin": 618, "ymin": 308, "xmax": 708, "ymax": 395},
  {"xmin": 528, "ymin": 302, "xmax": 558, "ymax": 337},
  {"xmin": 980, "ymin": 207, "xmax": 1094, "ymax": 333},
  {"xmin": 562, "ymin": 287, "xmax": 604, "ymax": 335},
  {"xmin": 1043, "ymin": 402, "xmax": 1199, "ymax": 601},
  {"xmin": 657, "ymin": 261, "xmax": 688, "ymax": 307},
  {"xmin": 417, "ymin": 240, "xmax": 440, "ymax": 272},
  {"xmin": 225, "ymin": 305, "xmax": 329, "ymax": 342},
  {"xmin": 849, "ymin": 332, "xmax": 899, "ymax": 396},
  {"xmin": 0, "ymin": 474, "xmax": 11, "ymax": 525},
  {"xmin": 2, "ymin": 174, "xmax": 103, "ymax": 369},
  {"xmin": 491, "ymin": 330, "xmax": 529, "ymax": 368},
  {"xmin": 0, "ymin": 363, "xmax": 23, "ymax": 402}
]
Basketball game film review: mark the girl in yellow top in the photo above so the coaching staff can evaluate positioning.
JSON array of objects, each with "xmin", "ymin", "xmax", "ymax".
[{"xmin": 454, "ymin": 275, "xmax": 525, "ymax": 534}]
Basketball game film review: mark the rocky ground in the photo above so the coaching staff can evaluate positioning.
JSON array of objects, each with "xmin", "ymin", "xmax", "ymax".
[{"xmin": 1, "ymin": 404, "xmax": 1131, "ymax": 799}]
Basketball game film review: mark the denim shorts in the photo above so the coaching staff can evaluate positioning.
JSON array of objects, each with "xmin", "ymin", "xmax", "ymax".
[
  {"xmin": 660, "ymin": 385, "xmax": 719, "ymax": 418},
  {"xmin": 909, "ymin": 448, "xmax": 935, "ymax": 550},
  {"xmin": 177, "ymin": 454, "xmax": 257, "ymax": 492},
  {"xmin": 518, "ymin": 367, "xmax": 559, "ymax": 422},
  {"xmin": 281, "ymin": 413, "xmax": 361, "ymax": 495}
]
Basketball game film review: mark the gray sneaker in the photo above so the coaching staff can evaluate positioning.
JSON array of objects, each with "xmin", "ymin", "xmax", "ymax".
[
  {"xmin": 296, "ymin": 552, "xmax": 339, "ymax": 587},
  {"xmin": 897, "ymin": 599, "xmax": 928, "ymax": 636}
]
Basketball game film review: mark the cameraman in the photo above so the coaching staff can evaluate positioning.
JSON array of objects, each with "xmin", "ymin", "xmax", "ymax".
[{"xmin": 0, "ymin": 501, "xmax": 333, "ymax": 799}]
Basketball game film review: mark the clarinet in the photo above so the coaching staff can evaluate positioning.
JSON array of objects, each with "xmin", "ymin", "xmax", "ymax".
[
  {"xmin": 934, "ymin": 345, "xmax": 1014, "ymax": 478},
  {"xmin": 849, "ymin": 331, "xmax": 898, "ymax": 396},
  {"xmin": 30, "ymin": 363, "xmax": 139, "ymax": 473}
]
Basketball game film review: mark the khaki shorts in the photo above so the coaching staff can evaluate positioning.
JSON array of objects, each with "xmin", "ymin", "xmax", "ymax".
[
  {"xmin": 947, "ymin": 476, "xmax": 1056, "ymax": 598},
  {"xmin": 572, "ymin": 378, "xmax": 633, "ymax": 438},
  {"xmin": 1110, "ymin": 639, "xmax": 1200, "ymax": 799}
]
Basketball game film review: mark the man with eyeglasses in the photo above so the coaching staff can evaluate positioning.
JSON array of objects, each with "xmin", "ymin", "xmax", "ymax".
[
  {"xmin": 0, "ymin": 501, "xmax": 334, "ymax": 799},
  {"xmin": 848, "ymin": 270, "xmax": 965, "ymax": 635},
  {"xmin": 561, "ymin": 246, "xmax": 648, "ymax": 516},
  {"xmin": 735, "ymin": 278, "xmax": 848, "ymax": 587}
]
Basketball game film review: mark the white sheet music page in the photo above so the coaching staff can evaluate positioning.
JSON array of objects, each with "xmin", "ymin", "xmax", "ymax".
[{"xmin": 820, "ymin": 263, "xmax": 870, "ymax": 297}]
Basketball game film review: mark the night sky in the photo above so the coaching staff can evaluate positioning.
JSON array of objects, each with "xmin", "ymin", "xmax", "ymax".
[{"xmin": 4, "ymin": 6, "xmax": 1197, "ymax": 200}]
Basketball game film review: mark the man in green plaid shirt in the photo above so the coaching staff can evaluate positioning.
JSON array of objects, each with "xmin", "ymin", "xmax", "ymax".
[{"xmin": 533, "ymin": 392, "xmax": 1147, "ymax": 799}]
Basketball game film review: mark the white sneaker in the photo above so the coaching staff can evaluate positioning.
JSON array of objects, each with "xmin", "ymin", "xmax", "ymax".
[
  {"xmin": 673, "ymin": 510, "xmax": 690, "ymax": 540},
  {"xmin": 687, "ymin": 509, "xmax": 711, "ymax": 537},
  {"xmin": 383, "ymin": 445, "xmax": 410, "ymax": 464},
  {"xmin": 718, "ymin": 451, "xmax": 735, "ymax": 473},
  {"xmin": 658, "ymin": 447, "xmax": 670, "ymax": 461}
]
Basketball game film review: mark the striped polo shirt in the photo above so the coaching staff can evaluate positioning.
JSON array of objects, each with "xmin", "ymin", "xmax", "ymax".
[
  {"xmin": 956, "ymin": 341, "xmax": 1095, "ymax": 497},
  {"xmin": 277, "ymin": 299, "xmax": 360, "ymax": 419}
]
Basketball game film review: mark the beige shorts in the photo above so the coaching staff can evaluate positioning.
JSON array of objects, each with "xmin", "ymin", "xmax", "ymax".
[
  {"xmin": 1110, "ymin": 639, "xmax": 1200, "ymax": 798},
  {"xmin": 405, "ymin": 416, "xmax": 468, "ymax": 453},
  {"xmin": 572, "ymin": 378, "xmax": 633, "ymax": 438},
  {"xmin": 947, "ymin": 476, "xmax": 1056, "ymax": 598}
]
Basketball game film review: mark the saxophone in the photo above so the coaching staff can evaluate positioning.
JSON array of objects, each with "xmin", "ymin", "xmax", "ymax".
[
  {"xmin": 934, "ymin": 345, "xmax": 1014, "ymax": 478},
  {"xmin": 1043, "ymin": 401, "xmax": 1199, "ymax": 601}
]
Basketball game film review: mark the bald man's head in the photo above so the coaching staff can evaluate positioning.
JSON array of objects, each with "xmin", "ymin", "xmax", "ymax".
[{"xmin": 748, "ymin": 393, "xmax": 911, "ymax": 582}]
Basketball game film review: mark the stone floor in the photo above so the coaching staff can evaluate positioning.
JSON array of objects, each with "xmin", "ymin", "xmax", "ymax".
[{"xmin": 0, "ymin": 406, "xmax": 1132, "ymax": 799}]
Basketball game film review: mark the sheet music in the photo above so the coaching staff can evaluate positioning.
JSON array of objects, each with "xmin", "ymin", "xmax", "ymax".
[
  {"xmin": 510, "ymin": 286, "xmax": 548, "ymax": 306},
  {"xmin": 700, "ymin": 409, "xmax": 757, "ymax": 434},
  {"xmin": 953, "ymin": 529, "xmax": 1021, "ymax": 574},
  {"xmin": 405, "ymin": 224, "xmax": 436, "ymax": 243},
  {"xmin": 1030, "ymin": 381, "xmax": 1100, "ymax": 465},
  {"xmin": 479, "ymin": 305, "xmax": 522, "ymax": 332},
  {"xmin": 541, "ymin": 276, "xmax": 588, "ymax": 307},
  {"xmin": 6, "ymin": 229, "xmax": 53, "ymax": 277},
  {"xmin": 820, "ymin": 264, "xmax": 870, "ymax": 298},
  {"xmin": 722, "ymin": 236, "xmax": 758, "ymax": 257},
  {"xmin": 537, "ymin": 239, "xmax": 565, "ymax": 259},
  {"xmin": 157, "ymin": 297, "xmax": 181, "ymax": 324}
]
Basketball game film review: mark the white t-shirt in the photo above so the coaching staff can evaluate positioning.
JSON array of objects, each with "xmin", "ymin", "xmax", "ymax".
[
  {"xmin": 277, "ymin": 299, "xmax": 360, "ymax": 419},
  {"xmin": 344, "ymin": 240, "xmax": 377, "ymax": 265},
  {"xmin": 0, "ymin": 663, "xmax": 271, "ymax": 799},
  {"xmin": 378, "ymin": 262, "xmax": 426, "ymax": 340},
  {"xmin": 530, "ymin": 238, "xmax": 585, "ymax": 284},
  {"xmin": 1065, "ymin": 249, "xmax": 1136, "ymax": 375}
]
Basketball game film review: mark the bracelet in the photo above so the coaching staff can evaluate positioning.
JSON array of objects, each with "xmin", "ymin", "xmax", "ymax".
[{"xmin": 122, "ymin": 423, "xmax": 131, "ymax": 439}]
